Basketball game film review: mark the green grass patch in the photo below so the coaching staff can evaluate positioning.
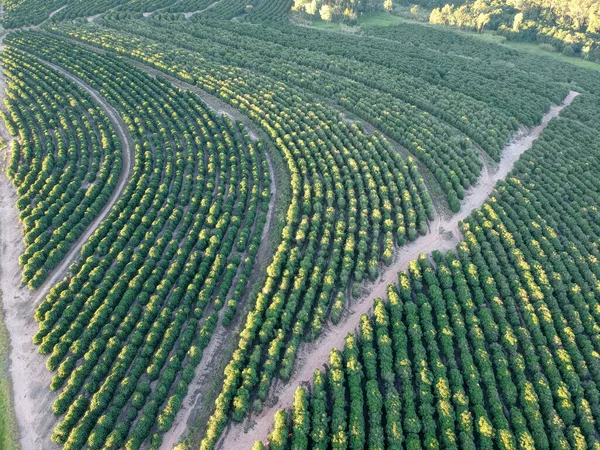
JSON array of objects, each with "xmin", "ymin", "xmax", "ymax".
[
  {"xmin": 309, "ymin": 18, "xmax": 355, "ymax": 31},
  {"xmin": 0, "ymin": 293, "xmax": 19, "ymax": 450},
  {"xmin": 337, "ymin": 7, "xmax": 600, "ymax": 72},
  {"xmin": 500, "ymin": 41, "xmax": 600, "ymax": 72},
  {"xmin": 309, "ymin": 11, "xmax": 407, "ymax": 31},
  {"xmin": 357, "ymin": 11, "xmax": 408, "ymax": 28}
]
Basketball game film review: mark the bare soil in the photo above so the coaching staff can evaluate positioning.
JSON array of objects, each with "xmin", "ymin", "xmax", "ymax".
[
  {"xmin": 29, "ymin": 59, "xmax": 134, "ymax": 304},
  {"xmin": 86, "ymin": 14, "xmax": 102, "ymax": 23},
  {"xmin": 48, "ymin": 4, "xmax": 68, "ymax": 20},
  {"xmin": 158, "ymin": 133, "xmax": 279, "ymax": 450},
  {"xmin": 183, "ymin": 1, "xmax": 221, "ymax": 19},
  {"xmin": 0, "ymin": 55, "xmax": 134, "ymax": 448},
  {"xmin": 216, "ymin": 90, "xmax": 580, "ymax": 450}
]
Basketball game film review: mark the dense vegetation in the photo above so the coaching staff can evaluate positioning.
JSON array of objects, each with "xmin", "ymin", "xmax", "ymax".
[
  {"xmin": 0, "ymin": 48, "xmax": 123, "ymax": 288},
  {"xmin": 49, "ymin": 16, "xmax": 569, "ymax": 212},
  {"xmin": 255, "ymin": 93, "xmax": 600, "ymax": 450},
  {"xmin": 424, "ymin": 0, "xmax": 600, "ymax": 61},
  {"xmin": 0, "ymin": 0, "xmax": 64, "ymax": 28},
  {"xmin": 5, "ymin": 34, "xmax": 271, "ymax": 449},
  {"xmin": 41, "ymin": 25, "xmax": 442, "ymax": 448},
  {"xmin": 16, "ymin": 19, "xmax": 468, "ymax": 447},
  {"xmin": 39, "ymin": 18, "xmax": 598, "ymax": 450},
  {"xmin": 291, "ymin": 0, "xmax": 393, "ymax": 22},
  {"xmin": 2, "ymin": 2, "xmax": 600, "ymax": 450}
]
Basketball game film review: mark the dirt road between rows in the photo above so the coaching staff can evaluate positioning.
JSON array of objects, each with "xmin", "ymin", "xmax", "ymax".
[
  {"xmin": 217, "ymin": 90, "xmax": 580, "ymax": 449},
  {"xmin": 158, "ymin": 125, "xmax": 280, "ymax": 450},
  {"xmin": 0, "ymin": 36, "xmax": 58, "ymax": 450},
  {"xmin": 183, "ymin": 1, "xmax": 221, "ymax": 18},
  {"xmin": 48, "ymin": 4, "xmax": 68, "ymax": 20},
  {"xmin": 30, "ymin": 58, "xmax": 134, "ymax": 305},
  {"xmin": 0, "ymin": 54, "xmax": 134, "ymax": 448}
]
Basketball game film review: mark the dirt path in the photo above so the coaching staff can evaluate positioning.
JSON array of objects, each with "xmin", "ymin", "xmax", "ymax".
[
  {"xmin": 217, "ymin": 90, "xmax": 580, "ymax": 449},
  {"xmin": 0, "ymin": 156, "xmax": 61, "ymax": 450},
  {"xmin": 143, "ymin": 0, "xmax": 182, "ymax": 17},
  {"xmin": 0, "ymin": 54, "xmax": 133, "ymax": 448},
  {"xmin": 184, "ymin": 0, "xmax": 221, "ymax": 18},
  {"xmin": 87, "ymin": 13, "xmax": 103, "ymax": 23},
  {"xmin": 47, "ymin": 4, "xmax": 68, "ymax": 20},
  {"xmin": 29, "ymin": 58, "xmax": 134, "ymax": 306},
  {"xmin": 157, "ymin": 82, "xmax": 280, "ymax": 450}
]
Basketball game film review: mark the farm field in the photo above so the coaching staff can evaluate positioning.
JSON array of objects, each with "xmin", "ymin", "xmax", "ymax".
[
  {"xmin": 0, "ymin": 1, "xmax": 600, "ymax": 450},
  {"xmin": 249, "ymin": 93, "xmax": 600, "ymax": 450}
]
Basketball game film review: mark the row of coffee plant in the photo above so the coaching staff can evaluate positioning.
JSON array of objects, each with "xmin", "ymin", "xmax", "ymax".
[{"xmin": 3, "ymin": 36, "xmax": 271, "ymax": 449}]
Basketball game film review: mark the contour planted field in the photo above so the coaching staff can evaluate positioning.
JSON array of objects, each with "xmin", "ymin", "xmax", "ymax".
[
  {"xmin": 0, "ymin": 0, "xmax": 65, "ymax": 28},
  {"xmin": 254, "ymin": 94, "xmax": 600, "ymax": 450},
  {"xmin": 52, "ymin": 17, "xmax": 570, "ymax": 211},
  {"xmin": 0, "ymin": 48, "xmax": 123, "ymax": 289},
  {"xmin": 3, "ymin": 35, "xmax": 270, "ymax": 449},
  {"xmin": 1, "ymin": 2, "xmax": 600, "ymax": 450}
]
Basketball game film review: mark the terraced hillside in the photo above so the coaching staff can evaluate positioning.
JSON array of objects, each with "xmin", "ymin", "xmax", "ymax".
[
  {"xmin": 251, "ymin": 92, "xmax": 600, "ymax": 450},
  {"xmin": 0, "ymin": 48, "xmax": 124, "ymax": 289},
  {"xmin": 1, "ymin": 2, "xmax": 600, "ymax": 450}
]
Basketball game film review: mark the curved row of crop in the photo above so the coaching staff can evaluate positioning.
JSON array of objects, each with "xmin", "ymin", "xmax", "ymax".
[
  {"xmin": 27, "ymin": 24, "xmax": 442, "ymax": 449},
  {"xmin": 46, "ymin": 20, "xmax": 435, "ymax": 294},
  {"xmin": 131, "ymin": 16, "xmax": 481, "ymax": 210},
  {"xmin": 1, "ymin": 0, "xmax": 65, "ymax": 28},
  {"xmin": 4, "ymin": 34, "xmax": 271, "ymax": 450},
  {"xmin": 196, "ymin": 20, "xmax": 568, "ymax": 126},
  {"xmin": 143, "ymin": 18, "xmax": 523, "ymax": 156},
  {"xmin": 253, "ymin": 95, "xmax": 600, "ymax": 450},
  {"xmin": 41, "ymin": 20, "xmax": 592, "ymax": 450},
  {"xmin": 53, "ymin": 20, "xmax": 478, "ymax": 212},
  {"xmin": 49, "ymin": 0, "xmax": 129, "ymax": 22},
  {"xmin": 0, "ymin": 48, "xmax": 123, "ymax": 288},
  {"xmin": 54, "ymin": 18, "xmax": 569, "ymax": 210}
]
